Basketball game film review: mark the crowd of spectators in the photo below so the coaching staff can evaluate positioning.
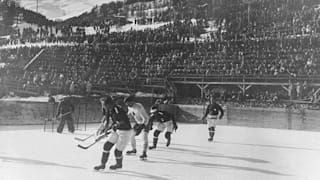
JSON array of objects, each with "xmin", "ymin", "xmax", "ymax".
[
  {"xmin": 0, "ymin": 0, "xmax": 319, "ymax": 107},
  {"xmin": 170, "ymin": 36, "xmax": 320, "ymax": 77},
  {"xmin": 0, "ymin": 46, "xmax": 40, "ymax": 83},
  {"xmin": 215, "ymin": 0, "xmax": 320, "ymax": 41}
]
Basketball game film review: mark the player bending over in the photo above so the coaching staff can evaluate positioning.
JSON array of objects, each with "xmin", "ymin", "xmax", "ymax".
[
  {"xmin": 201, "ymin": 97, "xmax": 224, "ymax": 142},
  {"xmin": 56, "ymin": 96, "xmax": 75, "ymax": 133},
  {"xmin": 124, "ymin": 96, "xmax": 150, "ymax": 160},
  {"xmin": 149, "ymin": 106, "xmax": 178, "ymax": 150},
  {"xmin": 94, "ymin": 96, "xmax": 133, "ymax": 171}
]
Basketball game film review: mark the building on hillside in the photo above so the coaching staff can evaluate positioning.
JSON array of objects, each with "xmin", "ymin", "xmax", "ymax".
[{"xmin": 123, "ymin": 0, "xmax": 172, "ymax": 24}]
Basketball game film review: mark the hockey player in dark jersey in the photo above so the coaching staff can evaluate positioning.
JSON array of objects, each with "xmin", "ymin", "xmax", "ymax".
[
  {"xmin": 94, "ymin": 95, "xmax": 133, "ymax": 171},
  {"xmin": 149, "ymin": 105, "xmax": 178, "ymax": 149},
  {"xmin": 56, "ymin": 96, "xmax": 75, "ymax": 133},
  {"xmin": 201, "ymin": 97, "xmax": 224, "ymax": 142}
]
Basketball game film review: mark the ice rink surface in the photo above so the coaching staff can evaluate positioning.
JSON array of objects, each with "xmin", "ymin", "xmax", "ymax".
[{"xmin": 0, "ymin": 123, "xmax": 320, "ymax": 180}]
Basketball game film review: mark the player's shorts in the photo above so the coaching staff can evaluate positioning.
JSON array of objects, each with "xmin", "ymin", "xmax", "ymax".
[
  {"xmin": 131, "ymin": 122, "xmax": 150, "ymax": 135},
  {"xmin": 107, "ymin": 129, "xmax": 133, "ymax": 151},
  {"xmin": 154, "ymin": 120, "xmax": 174, "ymax": 133},
  {"xmin": 206, "ymin": 115, "xmax": 217, "ymax": 128},
  {"xmin": 133, "ymin": 124, "xmax": 145, "ymax": 135}
]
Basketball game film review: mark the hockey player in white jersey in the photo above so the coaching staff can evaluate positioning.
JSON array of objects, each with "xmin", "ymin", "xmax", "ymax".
[{"xmin": 124, "ymin": 96, "xmax": 150, "ymax": 160}]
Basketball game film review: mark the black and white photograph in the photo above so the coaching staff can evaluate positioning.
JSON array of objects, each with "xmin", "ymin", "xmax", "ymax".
[{"xmin": 0, "ymin": 0, "xmax": 320, "ymax": 179}]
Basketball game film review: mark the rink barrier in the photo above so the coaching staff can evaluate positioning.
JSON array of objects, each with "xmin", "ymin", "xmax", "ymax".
[
  {"xmin": 0, "ymin": 99, "xmax": 319, "ymax": 131},
  {"xmin": 0, "ymin": 98, "xmax": 101, "ymax": 130}
]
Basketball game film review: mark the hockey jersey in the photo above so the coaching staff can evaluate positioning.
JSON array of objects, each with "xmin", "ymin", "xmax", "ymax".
[
  {"xmin": 150, "ymin": 110, "xmax": 174, "ymax": 123},
  {"xmin": 107, "ymin": 105, "xmax": 132, "ymax": 131},
  {"xmin": 127, "ymin": 103, "xmax": 149, "ymax": 125},
  {"xmin": 204, "ymin": 103, "xmax": 224, "ymax": 119}
]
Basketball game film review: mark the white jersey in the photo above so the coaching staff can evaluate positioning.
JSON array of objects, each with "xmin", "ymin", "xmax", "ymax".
[{"xmin": 127, "ymin": 103, "xmax": 149, "ymax": 125}]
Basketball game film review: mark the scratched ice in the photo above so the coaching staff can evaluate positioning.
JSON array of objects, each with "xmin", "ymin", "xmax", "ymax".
[{"xmin": 0, "ymin": 123, "xmax": 319, "ymax": 180}]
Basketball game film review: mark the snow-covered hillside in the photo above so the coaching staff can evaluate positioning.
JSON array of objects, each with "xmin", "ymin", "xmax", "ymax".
[{"xmin": 19, "ymin": 0, "xmax": 123, "ymax": 20}]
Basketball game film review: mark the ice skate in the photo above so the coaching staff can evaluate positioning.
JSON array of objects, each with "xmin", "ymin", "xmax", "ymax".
[
  {"xmin": 139, "ymin": 152, "xmax": 147, "ymax": 160},
  {"xmin": 126, "ymin": 149, "xmax": 137, "ymax": 155},
  {"xmin": 109, "ymin": 164, "xmax": 122, "ymax": 170},
  {"xmin": 110, "ymin": 156, "xmax": 123, "ymax": 170},
  {"xmin": 93, "ymin": 164, "xmax": 105, "ymax": 171}
]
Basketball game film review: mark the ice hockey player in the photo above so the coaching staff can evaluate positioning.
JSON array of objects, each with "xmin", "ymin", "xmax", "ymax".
[
  {"xmin": 56, "ymin": 96, "xmax": 75, "ymax": 133},
  {"xmin": 124, "ymin": 95, "xmax": 150, "ymax": 160},
  {"xmin": 201, "ymin": 96, "xmax": 224, "ymax": 142},
  {"xmin": 149, "ymin": 105, "xmax": 178, "ymax": 149},
  {"xmin": 94, "ymin": 95, "xmax": 133, "ymax": 171}
]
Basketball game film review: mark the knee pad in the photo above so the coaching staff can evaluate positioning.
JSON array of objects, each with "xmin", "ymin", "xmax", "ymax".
[
  {"xmin": 114, "ymin": 149, "xmax": 122, "ymax": 157},
  {"xmin": 208, "ymin": 127, "xmax": 215, "ymax": 132},
  {"xmin": 153, "ymin": 130, "xmax": 161, "ymax": 137},
  {"xmin": 103, "ymin": 141, "xmax": 114, "ymax": 151},
  {"xmin": 165, "ymin": 132, "xmax": 171, "ymax": 139}
]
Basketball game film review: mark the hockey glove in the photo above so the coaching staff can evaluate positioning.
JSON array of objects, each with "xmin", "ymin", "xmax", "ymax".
[
  {"xmin": 173, "ymin": 124, "xmax": 178, "ymax": 132},
  {"xmin": 112, "ymin": 122, "xmax": 119, "ymax": 131}
]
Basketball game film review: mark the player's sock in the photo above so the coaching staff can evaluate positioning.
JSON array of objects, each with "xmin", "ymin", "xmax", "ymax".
[
  {"xmin": 110, "ymin": 149, "xmax": 123, "ymax": 170},
  {"xmin": 94, "ymin": 142, "xmax": 113, "ymax": 170},
  {"xmin": 94, "ymin": 151, "xmax": 109, "ymax": 170},
  {"xmin": 149, "ymin": 137, "xmax": 158, "ymax": 149},
  {"xmin": 149, "ymin": 130, "xmax": 160, "ymax": 149},
  {"xmin": 208, "ymin": 127, "xmax": 215, "ymax": 142},
  {"xmin": 165, "ymin": 132, "xmax": 171, "ymax": 147}
]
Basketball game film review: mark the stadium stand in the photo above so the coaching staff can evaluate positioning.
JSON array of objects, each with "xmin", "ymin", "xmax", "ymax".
[{"xmin": 0, "ymin": 0, "xmax": 319, "ymax": 106}]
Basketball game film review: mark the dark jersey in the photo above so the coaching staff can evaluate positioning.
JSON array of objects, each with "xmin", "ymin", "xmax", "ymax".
[
  {"xmin": 56, "ymin": 100, "xmax": 74, "ymax": 120},
  {"xmin": 57, "ymin": 100, "xmax": 74, "ymax": 114},
  {"xmin": 157, "ymin": 104, "xmax": 178, "ymax": 118},
  {"xmin": 106, "ymin": 105, "xmax": 132, "ymax": 131},
  {"xmin": 204, "ymin": 103, "xmax": 224, "ymax": 119},
  {"xmin": 150, "ymin": 110, "xmax": 174, "ymax": 123}
]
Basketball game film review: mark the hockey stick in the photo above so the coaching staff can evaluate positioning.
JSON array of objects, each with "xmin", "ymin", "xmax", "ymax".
[
  {"xmin": 77, "ymin": 141, "xmax": 99, "ymax": 149},
  {"xmin": 60, "ymin": 111, "xmax": 72, "ymax": 117},
  {"xmin": 77, "ymin": 130, "xmax": 112, "ymax": 150},
  {"xmin": 74, "ymin": 133, "xmax": 95, "ymax": 141},
  {"xmin": 54, "ymin": 112, "xmax": 72, "ymax": 122}
]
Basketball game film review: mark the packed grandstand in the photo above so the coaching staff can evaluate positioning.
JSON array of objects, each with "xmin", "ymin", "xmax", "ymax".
[{"xmin": 0, "ymin": 0, "xmax": 320, "ymax": 108}]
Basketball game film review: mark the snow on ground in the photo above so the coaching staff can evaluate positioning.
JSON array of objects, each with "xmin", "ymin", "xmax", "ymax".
[
  {"xmin": 109, "ymin": 22, "xmax": 172, "ymax": 32},
  {"xmin": 0, "ymin": 123, "xmax": 320, "ymax": 180},
  {"xmin": 20, "ymin": 0, "xmax": 123, "ymax": 20}
]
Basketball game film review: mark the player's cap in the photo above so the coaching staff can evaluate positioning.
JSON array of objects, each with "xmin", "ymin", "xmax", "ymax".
[{"xmin": 124, "ymin": 95, "xmax": 135, "ymax": 103}]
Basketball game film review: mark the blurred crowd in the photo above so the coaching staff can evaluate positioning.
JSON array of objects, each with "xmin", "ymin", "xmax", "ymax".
[{"xmin": 0, "ymin": 0, "xmax": 319, "ymax": 107}]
